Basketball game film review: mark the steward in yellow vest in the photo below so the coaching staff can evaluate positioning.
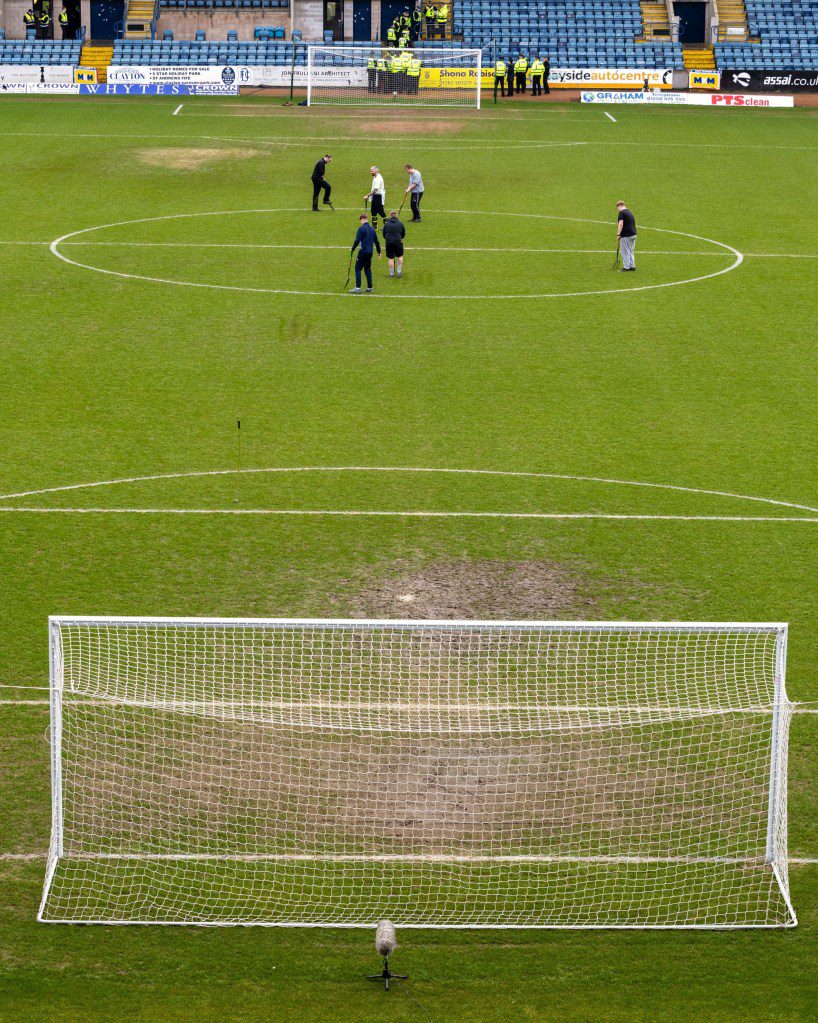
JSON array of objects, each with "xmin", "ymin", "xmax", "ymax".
[
  {"xmin": 406, "ymin": 55, "xmax": 422, "ymax": 94},
  {"xmin": 436, "ymin": 2, "xmax": 448, "ymax": 38},
  {"xmin": 493, "ymin": 58, "xmax": 507, "ymax": 99},
  {"xmin": 513, "ymin": 54, "xmax": 529, "ymax": 94},
  {"xmin": 529, "ymin": 57, "xmax": 545, "ymax": 96},
  {"xmin": 424, "ymin": 3, "xmax": 436, "ymax": 38}
]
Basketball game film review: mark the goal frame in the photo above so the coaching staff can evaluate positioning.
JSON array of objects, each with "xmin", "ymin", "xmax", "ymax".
[
  {"xmin": 306, "ymin": 45, "xmax": 482, "ymax": 109},
  {"xmin": 39, "ymin": 617, "xmax": 796, "ymax": 929}
]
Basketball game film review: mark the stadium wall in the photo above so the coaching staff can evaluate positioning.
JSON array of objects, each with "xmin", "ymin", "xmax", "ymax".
[{"xmin": 158, "ymin": 8, "xmax": 290, "ymax": 42}]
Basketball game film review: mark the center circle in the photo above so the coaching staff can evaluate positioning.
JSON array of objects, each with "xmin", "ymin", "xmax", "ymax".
[{"xmin": 50, "ymin": 208, "xmax": 742, "ymax": 300}]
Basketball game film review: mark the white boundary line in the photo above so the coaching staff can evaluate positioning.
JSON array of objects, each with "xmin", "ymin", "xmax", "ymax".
[
  {"xmin": 604, "ymin": 112, "xmax": 617, "ymax": 123},
  {"xmin": 172, "ymin": 103, "xmax": 184, "ymax": 117},
  {"xmin": 48, "ymin": 207, "xmax": 744, "ymax": 300}
]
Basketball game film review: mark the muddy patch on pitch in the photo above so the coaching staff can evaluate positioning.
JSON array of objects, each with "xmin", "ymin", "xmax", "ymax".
[
  {"xmin": 359, "ymin": 118, "xmax": 462, "ymax": 135},
  {"xmin": 136, "ymin": 147, "xmax": 261, "ymax": 170},
  {"xmin": 347, "ymin": 559, "xmax": 598, "ymax": 619}
]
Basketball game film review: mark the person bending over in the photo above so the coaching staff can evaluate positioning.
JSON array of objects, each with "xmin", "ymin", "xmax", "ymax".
[
  {"xmin": 311, "ymin": 154, "xmax": 333, "ymax": 211},
  {"xmin": 616, "ymin": 200, "xmax": 637, "ymax": 271},
  {"xmin": 349, "ymin": 214, "xmax": 382, "ymax": 293},
  {"xmin": 383, "ymin": 210, "xmax": 406, "ymax": 277}
]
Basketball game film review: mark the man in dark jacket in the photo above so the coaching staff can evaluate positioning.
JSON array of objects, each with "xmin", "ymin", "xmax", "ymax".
[
  {"xmin": 311, "ymin": 154, "xmax": 333, "ymax": 211},
  {"xmin": 349, "ymin": 214, "xmax": 381, "ymax": 293},
  {"xmin": 382, "ymin": 210, "xmax": 406, "ymax": 278}
]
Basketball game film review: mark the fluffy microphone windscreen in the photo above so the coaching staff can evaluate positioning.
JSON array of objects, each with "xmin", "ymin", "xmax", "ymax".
[{"xmin": 375, "ymin": 919, "xmax": 397, "ymax": 957}]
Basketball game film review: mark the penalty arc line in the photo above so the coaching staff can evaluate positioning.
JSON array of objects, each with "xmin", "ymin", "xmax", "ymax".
[{"xmin": 2, "ymin": 465, "xmax": 817, "ymax": 515}]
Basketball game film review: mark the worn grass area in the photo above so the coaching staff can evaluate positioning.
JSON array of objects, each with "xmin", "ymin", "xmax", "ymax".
[{"xmin": 0, "ymin": 95, "xmax": 816, "ymax": 1020}]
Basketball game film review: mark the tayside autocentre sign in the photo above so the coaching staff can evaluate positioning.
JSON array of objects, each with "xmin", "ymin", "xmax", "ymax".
[
  {"xmin": 550, "ymin": 68, "xmax": 672, "ymax": 89},
  {"xmin": 721, "ymin": 69, "xmax": 818, "ymax": 92},
  {"xmin": 582, "ymin": 90, "xmax": 794, "ymax": 106}
]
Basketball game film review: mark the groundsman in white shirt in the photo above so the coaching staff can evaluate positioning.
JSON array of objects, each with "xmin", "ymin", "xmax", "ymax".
[{"xmin": 365, "ymin": 165, "xmax": 387, "ymax": 227}]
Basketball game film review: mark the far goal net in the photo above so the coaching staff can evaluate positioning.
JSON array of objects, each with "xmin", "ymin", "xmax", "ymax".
[
  {"xmin": 39, "ymin": 618, "xmax": 795, "ymax": 928},
  {"xmin": 306, "ymin": 45, "xmax": 483, "ymax": 107}
]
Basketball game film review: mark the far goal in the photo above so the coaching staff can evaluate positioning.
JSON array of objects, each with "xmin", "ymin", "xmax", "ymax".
[
  {"xmin": 39, "ymin": 618, "xmax": 795, "ymax": 928},
  {"xmin": 306, "ymin": 45, "xmax": 483, "ymax": 108}
]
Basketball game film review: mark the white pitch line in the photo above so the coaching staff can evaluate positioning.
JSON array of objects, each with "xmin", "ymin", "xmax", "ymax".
[
  {"xmin": 172, "ymin": 103, "xmax": 184, "ymax": 117},
  {"xmin": 0, "ymin": 507, "xmax": 817, "ymax": 522},
  {"xmin": 0, "ymin": 240, "xmax": 814, "ymax": 259},
  {"xmin": 48, "ymin": 207, "xmax": 744, "ymax": 300},
  {"xmin": 604, "ymin": 112, "xmax": 617, "ymax": 123},
  {"xmin": 53, "ymin": 241, "xmax": 734, "ymax": 257},
  {"xmin": 2, "ymin": 465, "xmax": 817, "ymax": 515},
  {"xmin": 2, "ymin": 850, "xmax": 817, "ymax": 863}
]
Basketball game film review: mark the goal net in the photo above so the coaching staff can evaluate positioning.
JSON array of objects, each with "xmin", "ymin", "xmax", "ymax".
[
  {"xmin": 306, "ymin": 45, "xmax": 483, "ymax": 107},
  {"xmin": 39, "ymin": 618, "xmax": 795, "ymax": 928}
]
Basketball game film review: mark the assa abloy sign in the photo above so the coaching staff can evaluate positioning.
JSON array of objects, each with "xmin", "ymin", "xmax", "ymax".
[{"xmin": 722, "ymin": 69, "xmax": 818, "ymax": 92}]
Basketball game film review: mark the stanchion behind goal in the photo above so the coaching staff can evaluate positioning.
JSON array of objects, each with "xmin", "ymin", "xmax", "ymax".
[{"xmin": 306, "ymin": 46, "xmax": 482, "ymax": 108}]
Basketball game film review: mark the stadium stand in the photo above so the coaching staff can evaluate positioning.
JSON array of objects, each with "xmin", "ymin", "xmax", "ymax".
[
  {"xmin": 0, "ymin": 39, "xmax": 81, "ymax": 64},
  {"xmin": 715, "ymin": 0, "xmax": 818, "ymax": 68},
  {"xmin": 455, "ymin": 0, "xmax": 685, "ymax": 68}
]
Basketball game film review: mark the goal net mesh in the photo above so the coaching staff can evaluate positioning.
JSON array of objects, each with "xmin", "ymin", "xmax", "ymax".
[
  {"xmin": 306, "ymin": 45, "xmax": 482, "ymax": 107},
  {"xmin": 39, "ymin": 619, "xmax": 795, "ymax": 928}
]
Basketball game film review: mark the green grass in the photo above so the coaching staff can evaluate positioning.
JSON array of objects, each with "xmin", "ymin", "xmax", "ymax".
[{"xmin": 0, "ymin": 94, "xmax": 816, "ymax": 1020}]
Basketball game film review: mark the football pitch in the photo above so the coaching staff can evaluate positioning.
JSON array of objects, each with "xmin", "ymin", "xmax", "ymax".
[{"xmin": 0, "ymin": 95, "xmax": 817, "ymax": 1022}]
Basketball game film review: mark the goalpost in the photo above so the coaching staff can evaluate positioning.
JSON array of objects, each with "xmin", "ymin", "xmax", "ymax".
[
  {"xmin": 306, "ymin": 45, "xmax": 483, "ymax": 108},
  {"xmin": 39, "ymin": 617, "xmax": 796, "ymax": 928}
]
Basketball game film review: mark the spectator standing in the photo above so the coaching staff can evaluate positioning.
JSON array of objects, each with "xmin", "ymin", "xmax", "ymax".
[
  {"xmin": 382, "ymin": 210, "xmax": 406, "ymax": 277},
  {"xmin": 349, "ymin": 214, "xmax": 381, "ymax": 293},
  {"xmin": 311, "ymin": 154, "xmax": 333, "ymax": 211},
  {"xmin": 506, "ymin": 52, "xmax": 515, "ymax": 95},
  {"xmin": 543, "ymin": 54, "xmax": 550, "ymax": 93},
  {"xmin": 404, "ymin": 163, "xmax": 424, "ymax": 222},
  {"xmin": 615, "ymin": 200, "xmax": 637, "ymax": 271}
]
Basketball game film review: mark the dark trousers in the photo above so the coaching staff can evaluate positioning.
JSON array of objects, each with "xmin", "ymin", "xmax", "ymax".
[
  {"xmin": 410, "ymin": 191, "xmax": 423, "ymax": 221},
  {"xmin": 506, "ymin": 71, "xmax": 514, "ymax": 96},
  {"xmin": 370, "ymin": 194, "xmax": 386, "ymax": 224},
  {"xmin": 355, "ymin": 252, "xmax": 373, "ymax": 288},
  {"xmin": 311, "ymin": 177, "xmax": 330, "ymax": 209},
  {"xmin": 493, "ymin": 74, "xmax": 505, "ymax": 98},
  {"xmin": 515, "ymin": 71, "xmax": 526, "ymax": 93},
  {"xmin": 531, "ymin": 74, "xmax": 542, "ymax": 96},
  {"xmin": 425, "ymin": 16, "xmax": 434, "ymax": 37},
  {"xmin": 61, "ymin": 23, "xmax": 72, "ymax": 38},
  {"xmin": 543, "ymin": 70, "xmax": 550, "ymax": 93},
  {"xmin": 367, "ymin": 68, "xmax": 376, "ymax": 93}
]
